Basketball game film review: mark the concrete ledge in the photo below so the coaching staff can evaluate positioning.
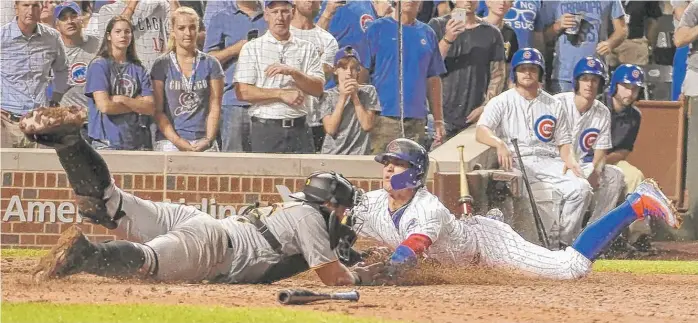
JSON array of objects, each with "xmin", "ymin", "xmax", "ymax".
[{"xmin": 430, "ymin": 126, "xmax": 497, "ymax": 173}]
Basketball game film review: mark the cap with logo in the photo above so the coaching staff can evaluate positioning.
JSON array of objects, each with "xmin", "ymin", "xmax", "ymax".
[
  {"xmin": 54, "ymin": 2, "xmax": 82, "ymax": 20},
  {"xmin": 334, "ymin": 46, "xmax": 362, "ymax": 66}
]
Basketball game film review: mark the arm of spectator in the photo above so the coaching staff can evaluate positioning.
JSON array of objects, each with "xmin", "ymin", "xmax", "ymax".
[
  {"xmin": 606, "ymin": 149, "xmax": 630, "ymax": 165},
  {"xmin": 543, "ymin": 13, "xmax": 580, "ymax": 44},
  {"xmin": 353, "ymin": 86, "xmax": 377, "ymax": 133},
  {"xmin": 676, "ymin": 2, "xmax": 698, "ymax": 47},
  {"xmin": 236, "ymin": 83, "xmax": 306, "ymax": 107},
  {"xmin": 152, "ymin": 79, "xmax": 194, "ymax": 151},
  {"xmin": 50, "ymin": 36, "xmax": 70, "ymax": 104},
  {"xmin": 202, "ymin": 76, "xmax": 224, "ymax": 150},
  {"xmin": 427, "ymin": 76, "xmax": 445, "ymax": 144},
  {"xmin": 208, "ymin": 40, "xmax": 247, "ymax": 67},
  {"xmin": 92, "ymin": 92, "xmax": 133, "ymax": 115},
  {"xmin": 322, "ymin": 92, "xmax": 348, "ymax": 138},
  {"xmin": 114, "ymin": 95, "xmax": 155, "ymax": 116},
  {"xmin": 120, "ymin": 0, "xmax": 140, "ymax": 21},
  {"xmin": 204, "ymin": 12, "xmax": 249, "ymax": 66},
  {"xmin": 433, "ymin": 18, "xmax": 465, "ymax": 58},
  {"xmin": 317, "ymin": 0, "xmax": 346, "ymax": 30},
  {"xmin": 602, "ymin": 16, "xmax": 628, "ymax": 53}
]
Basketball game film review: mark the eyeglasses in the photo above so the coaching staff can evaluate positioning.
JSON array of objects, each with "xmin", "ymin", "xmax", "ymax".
[{"xmin": 504, "ymin": 8, "xmax": 536, "ymax": 22}]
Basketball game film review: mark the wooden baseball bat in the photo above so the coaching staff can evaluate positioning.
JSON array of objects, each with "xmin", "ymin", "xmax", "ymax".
[
  {"xmin": 277, "ymin": 289, "xmax": 360, "ymax": 305},
  {"xmin": 457, "ymin": 145, "xmax": 474, "ymax": 217}
]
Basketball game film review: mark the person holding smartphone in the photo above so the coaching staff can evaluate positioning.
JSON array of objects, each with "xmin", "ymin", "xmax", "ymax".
[
  {"xmin": 151, "ymin": 7, "xmax": 224, "ymax": 152},
  {"xmin": 205, "ymin": 0, "xmax": 268, "ymax": 153}
]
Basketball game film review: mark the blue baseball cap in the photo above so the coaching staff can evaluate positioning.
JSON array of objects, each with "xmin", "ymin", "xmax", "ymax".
[
  {"xmin": 54, "ymin": 2, "xmax": 82, "ymax": 20},
  {"xmin": 334, "ymin": 46, "xmax": 362, "ymax": 65},
  {"xmin": 265, "ymin": 0, "xmax": 294, "ymax": 7}
]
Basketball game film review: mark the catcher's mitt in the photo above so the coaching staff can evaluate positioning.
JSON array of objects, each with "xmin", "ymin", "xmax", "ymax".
[{"xmin": 19, "ymin": 106, "xmax": 87, "ymax": 146}]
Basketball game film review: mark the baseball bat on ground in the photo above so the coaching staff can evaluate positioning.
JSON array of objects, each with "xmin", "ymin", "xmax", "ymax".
[
  {"xmin": 277, "ymin": 289, "xmax": 360, "ymax": 305},
  {"xmin": 510, "ymin": 139, "xmax": 550, "ymax": 249},
  {"xmin": 457, "ymin": 145, "xmax": 474, "ymax": 217}
]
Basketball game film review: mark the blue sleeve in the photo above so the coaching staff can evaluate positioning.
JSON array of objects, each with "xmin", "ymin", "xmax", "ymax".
[
  {"xmin": 314, "ymin": 0, "xmax": 328, "ymax": 24},
  {"xmin": 204, "ymin": 12, "xmax": 225, "ymax": 53},
  {"xmin": 610, "ymin": 0, "xmax": 626, "ymax": 19},
  {"xmin": 138, "ymin": 66, "xmax": 153, "ymax": 97},
  {"xmin": 476, "ymin": 1, "xmax": 488, "ymax": 17},
  {"xmin": 361, "ymin": 24, "xmax": 377, "ymax": 71},
  {"xmin": 537, "ymin": 1, "xmax": 556, "ymax": 31},
  {"xmin": 426, "ymin": 30, "xmax": 447, "ymax": 78},
  {"xmin": 209, "ymin": 56, "xmax": 224, "ymax": 80},
  {"xmin": 150, "ymin": 57, "xmax": 167, "ymax": 82},
  {"xmin": 84, "ymin": 59, "xmax": 110, "ymax": 98}
]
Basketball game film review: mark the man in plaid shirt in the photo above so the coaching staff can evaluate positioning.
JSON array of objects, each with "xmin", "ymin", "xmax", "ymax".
[{"xmin": 234, "ymin": 0, "xmax": 325, "ymax": 153}]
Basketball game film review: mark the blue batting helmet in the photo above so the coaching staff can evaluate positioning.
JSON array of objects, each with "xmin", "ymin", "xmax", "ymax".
[
  {"xmin": 609, "ymin": 64, "xmax": 645, "ymax": 97},
  {"xmin": 573, "ymin": 56, "xmax": 607, "ymax": 93},
  {"xmin": 510, "ymin": 48, "xmax": 545, "ymax": 83},
  {"xmin": 374, "ymin": 138, "xmax": 429, "ymax": 190}
]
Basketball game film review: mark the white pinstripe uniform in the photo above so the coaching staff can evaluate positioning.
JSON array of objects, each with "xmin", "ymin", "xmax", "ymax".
[
  {"xmin": 233, "ymin": 31, "xmax": 324, "ymax": 120},
  {"xmin": 555, "ymin": 92, "xmax": 625, "ymax": 226},
  {"xmin": 88, "ymin": 0, "xmax": 170, "ymax": 70},
  {"xmin": 477, "ymin": 88, "xmax": 593, "ymax": 245},
  {"xmin": 290, "ymin": 25, "xmax": 338, "ymax": 127},
  {"xmin": 354, "ymin": 188, "xmax": 592, "ymax": 280}
]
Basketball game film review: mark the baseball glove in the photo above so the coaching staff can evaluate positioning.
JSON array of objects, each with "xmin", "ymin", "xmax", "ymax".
[{"xmin": 19, "ymin": 106, "xmax": 87, "ymax": 146}]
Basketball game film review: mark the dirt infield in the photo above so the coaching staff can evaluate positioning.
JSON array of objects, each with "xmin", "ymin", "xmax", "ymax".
[{"xmin": 3, "ymin": 253, "xmax": 698, "ymax": 323}]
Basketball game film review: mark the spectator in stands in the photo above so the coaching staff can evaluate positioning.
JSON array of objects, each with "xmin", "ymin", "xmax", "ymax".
[
  {"xmin": 605, "ymin": 64, "xmax": 650, "ymax": 253},
  {"xmin": 417, "ymin": 0, "xmax": 453, "ymax": 22},
  {"xmin": 85, "ymin": 16, "xmax": 155, "ymax": 150},
  {"xmin": 205, "ymin": 0, "xmax": 267, "ymax": 153},
  {"xmin": 483, "ymin": 0, "xmax": 519, "ymax": 76},
  {"xmin": 476, "ymin": 0, "xmax": 543, "ymax": 50},
  {"xmin": 674, "ymin": 0, "xmax": 698, "ymax": 240},
  {"xmin": 203, "ymin": 0, "xmax": 236, "ymax": 30},
  {"xmin": 176, "ymin": 0, "xmax": 206, "ymax": 49},
  {"xmin": 428, "ymin": 0, "xmax": 505, "ymax": 140},
  {"xmin": 55, "ymin": 2, "xmax": 100, "ymax": 110},
  {"xmin": 40, "ymin": 0, "xmax": 59, "ymax": 27},
  {"xmin": 291, "ymin": 0, "xmax": 339, "ymax": 152},
  {"xmin": 316, "ymin": 0, "xmax": 393, "ymax": 88},
  {"xmin": 88, "ymin": 0, "xmax": 172, "ymax": 70},
  {"xmin": 234, "ymin": 0, "xmax": 324, "ymax": 154},
  {"xmin": 363, "ymin": 0, "xmax": 446, "ymax": 152},
  {"xmin": 540, "ymin": 0, "xmax": 628, "ymax": 94},
  {"xmin": 672, "ymin": 0, "xmax": 691, "ymax": 101},
  {"xmin": 1, "ymin": 0, "xmax": 69, "ymax": 148},
  {"xmin": 320, "ymin": 46, "xmax": 380, "ymax": 155},
  {"xmin": 606, "ymin": 1, "xmax": 662, "ymax": 70},
  {"xmin": 151, "ymin": 7, "xmax": 223, "ymax": 152}
]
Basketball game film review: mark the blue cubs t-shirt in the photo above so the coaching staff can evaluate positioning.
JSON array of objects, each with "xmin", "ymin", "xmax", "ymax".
[
  {"xmin": 362, "ymin": 17, "xmax": 447, "ymax": 119},
  {"xmin": 476, "ymin": 0, "xmax": 543, "ymax": 48},
  {"xmin": 85, "ymin": 57, "xmax": 153, "ymax": 150},
  {"xmin": 150, "ymin": 52, "xmax": 224, "ymax": 141},
  {"xmin": 204, "ymin": 8, "xmax": 267, "ymax": 106},
  {"xmin": 539, "ymin": 0, "xmax": 625, "ymax": 82},
  {"xmin": 317, "ymin": 0, "xmax": 378, "ymax": 89}
]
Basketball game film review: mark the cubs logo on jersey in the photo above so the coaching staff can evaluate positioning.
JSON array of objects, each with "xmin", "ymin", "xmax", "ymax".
[
  {"xmin": 360, "ymin": 14, "xmax": 374, "ymax": 32},
  {"xmin": 113, "ymin": 75, "xmax": 136, "ymax": 97},
  {"xmin": 578, "ymin": 128, "xmax": 600, "ymax": 153},
  {"xmin": 534, "ymin": 115, "xmax": 556, "ymax": 143},
  {"xmin": 70, "ymin": 62, "xmax": 87, "ymax": 85},
  {"xmin": 174, "ymin": 92, "xmax": 200, "ymax": 116}
]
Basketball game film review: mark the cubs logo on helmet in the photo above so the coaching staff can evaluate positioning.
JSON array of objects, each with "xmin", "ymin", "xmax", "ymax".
[
  {"xmin": 360, "ymin": 14, "xmax": 374, "ymax": 32},
  {"xmin": 534, "ymin": 115, "xmax": 556, "ymax": 143},
  {"xmin": 523, "ymin": 50, "xmax": 532, "ymax": 59},
  {"xmin": 632, "ymin": 69, "xmax": 640, "ymax": 78},
  {"xmin": 70, "ymin": 62, "xmax": 87, "ymax": 85},
  {"xmin": 578, "ymin": 128, "xmax": 600, "ymax": 153},
  {"xmin": 587, "ymin": 59, "xmax": 595, "ymax": 67}
]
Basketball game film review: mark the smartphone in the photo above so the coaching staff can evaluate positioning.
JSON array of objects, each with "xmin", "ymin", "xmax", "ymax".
[
  {"xmin": 452, "ymin": 8, "xmax": 466, "ymax": 22},
  {"xmin": 247, "ymin": 29, "xmax": 259, "ymax": 41}
]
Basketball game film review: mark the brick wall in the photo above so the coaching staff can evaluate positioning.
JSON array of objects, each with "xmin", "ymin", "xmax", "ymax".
[{"xmin": 1, "ymin": 170, "xmax": 435, "ymax": 248}]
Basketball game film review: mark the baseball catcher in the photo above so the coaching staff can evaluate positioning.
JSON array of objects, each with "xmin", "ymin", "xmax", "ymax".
[
  {"xmin": 352, "ymin": 138, "xmax": 681, "ymax": 282},
  {"xmin": 24, "ymin": 106, "xmax": 384, "ymax": 285}
]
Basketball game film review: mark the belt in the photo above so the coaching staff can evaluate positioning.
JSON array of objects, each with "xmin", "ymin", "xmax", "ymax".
[
  {"xmin": 251, "ymin": 116, "xmax": 306, "ymax": 128},
  {"xmin": 382, "ymin": 115, "xmax": 423, "ymax": 121},
  {"xmin": 0, "ymin": 110, "xmax": 22, "ymax": 122}
]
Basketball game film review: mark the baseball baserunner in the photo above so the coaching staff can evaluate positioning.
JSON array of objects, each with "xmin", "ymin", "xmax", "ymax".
[
  {"xmin": 352, "ymin": 137, "xmax": 681, "ymax": 282},
  {"xmin": 22, "ymin": 106, "xmax": 384, "ymax": 286}
]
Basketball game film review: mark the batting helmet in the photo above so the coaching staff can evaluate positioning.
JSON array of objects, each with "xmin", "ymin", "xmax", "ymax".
[
  {"xmin": 510, "ymin": 47, "xmax": 545, "ymax": 83},
  {"xmin": 608, "ymin": 64, "xmax": 645, "ymax": 97},
  {"xmin": 573, "ymin": 56, "xmax": 607, "ymax": 93},
  {"xmin": 289, "ymin": 171, "xmax": 359, "ymax": 208},
  {"xmin": 374, "ymin": 138, "xmax": 429, "ymax": 190}
]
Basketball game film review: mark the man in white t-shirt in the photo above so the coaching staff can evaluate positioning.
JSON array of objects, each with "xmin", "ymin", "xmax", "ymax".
[{"xmin": 290, "ymin": 0, "xmax": 339, "ymax": 152}]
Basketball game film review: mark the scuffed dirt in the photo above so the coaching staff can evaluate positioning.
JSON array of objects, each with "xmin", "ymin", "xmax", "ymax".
[{"xmin": 2, "ymin": 254, "xmax": 698, "ymax": 323}]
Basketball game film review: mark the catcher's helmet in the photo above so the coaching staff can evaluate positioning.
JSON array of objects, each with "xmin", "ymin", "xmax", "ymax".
[
  {"xmin": 510, "ymin": 47, "xmax": 545, "ymax": 83},
  {"xmin": 573, "ymin": 56, "xmax": 607, "ymax": 93},
  {"xmin": 608, "ymin": 64, "xmax": 645, "ymax": 97},
  {"xmin": 289, "ymin": 171, "xmax": 358, "ymax": 208},
  {"xmin": 374, "ymin": 138, "xmax": 429, "ymax": 190}
]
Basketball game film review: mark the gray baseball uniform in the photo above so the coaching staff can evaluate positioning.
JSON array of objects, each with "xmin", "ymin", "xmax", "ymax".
[
  {"xmin": 100, "ymin": 182, "xmax": 338, "ymax": 283},
  {"xmin": 59, "ymin": 35, "xmax": 101, "ymax": 109},
  {"xmin": 555, "ymin": 92, "xmax": 625, "ymax": 227},
  {"xmin": 477, "ymin": 88, "xmax": 594, "ymax": 245}
]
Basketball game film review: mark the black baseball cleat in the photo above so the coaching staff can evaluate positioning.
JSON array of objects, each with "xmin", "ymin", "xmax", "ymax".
[{"xmin": 32, "ymin": 225, "xmax": 97, "ymax": 282}]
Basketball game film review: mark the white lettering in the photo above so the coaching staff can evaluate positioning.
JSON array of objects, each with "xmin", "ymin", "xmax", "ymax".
[
  {"xmin": 29, "ymin": 201, "xmax": 56, "ymax": 222},
  {"xmin": 3, "ymin": 196, "xmax": 26, "ymax": 222},
  {"xmin": 57, "ymin": 202, "xmax": 76, "ymax": 223}
]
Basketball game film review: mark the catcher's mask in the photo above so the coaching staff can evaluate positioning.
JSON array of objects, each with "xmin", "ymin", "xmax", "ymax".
[{"xmin": 289, "ymin": 171, "xmax": 366, "ymax": 262}]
